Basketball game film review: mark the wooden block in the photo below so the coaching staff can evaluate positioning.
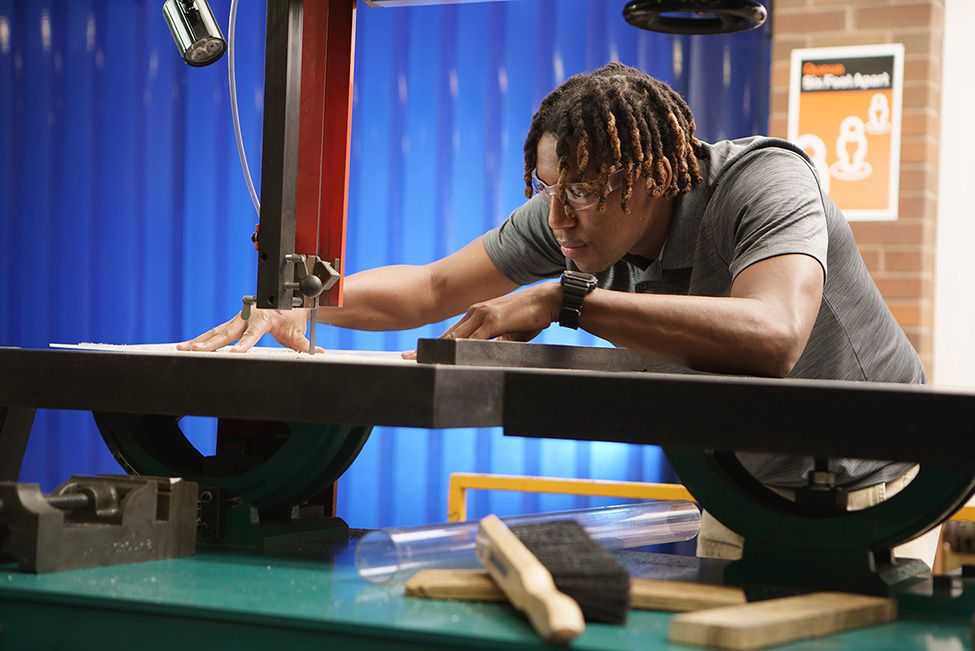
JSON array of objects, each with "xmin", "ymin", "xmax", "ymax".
[
  {"xmin": 669, "ymin": 592, "xmax": 897, "ymax": 650},
  {"xmin": 404, "ymin": 569, "xmax": 746, "ymax": 612}
]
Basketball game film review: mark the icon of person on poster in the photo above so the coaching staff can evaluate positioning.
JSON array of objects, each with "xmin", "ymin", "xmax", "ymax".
[
  {"xmin": 830, "ymin": 116, "xmax": 873, "ymax": 182},
  {"xmin": 865, "ymin": 92, "xmax": 893, "ymax": 135}
]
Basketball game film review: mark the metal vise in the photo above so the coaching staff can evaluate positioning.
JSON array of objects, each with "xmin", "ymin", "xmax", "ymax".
[{"xmin": 0, "ymin": 475, "xmax": 198, "ymax": 573}]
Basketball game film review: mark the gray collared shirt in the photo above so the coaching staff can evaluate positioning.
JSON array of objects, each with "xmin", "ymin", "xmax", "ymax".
[{"xmin": 483, "ymin": 136, "xmax": 924, "ymax": 489}]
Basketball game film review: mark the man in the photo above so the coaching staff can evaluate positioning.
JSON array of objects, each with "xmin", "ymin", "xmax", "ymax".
[{"xmin": 180, "ymin": 62, "xmax": 934, "ymax": 563}]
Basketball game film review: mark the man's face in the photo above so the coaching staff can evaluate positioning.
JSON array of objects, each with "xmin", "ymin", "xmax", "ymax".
[{"xmin": 535, "ymin": 134, "xmax": 661, "ymax": 274}]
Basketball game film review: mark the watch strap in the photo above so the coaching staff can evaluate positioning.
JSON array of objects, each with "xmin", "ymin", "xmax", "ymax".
[{"xmin": 558, "ymin": 271, "xmax": 597, "ymax": 330}]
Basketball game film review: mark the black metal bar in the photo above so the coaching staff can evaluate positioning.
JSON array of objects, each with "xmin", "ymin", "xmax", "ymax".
[
  {"xmin": 501, "ymin": 370, "xmax": 975, "ymax": 468},
  {"xmin": 256, "ymin": 0, "xmax": 304, "ymax": 309},
  {"xmin": 416, "ymin": 338, "xmax": 654, "ymax": 371},
  {"xmin": 0, "ymin": 405, "xmax": 36, "ymax": 481},
  {"xmin": 0, "ymin": 348, "xmax": 503, "ymax": 429}
]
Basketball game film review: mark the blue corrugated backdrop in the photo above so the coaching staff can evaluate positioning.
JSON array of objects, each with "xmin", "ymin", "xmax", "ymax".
[{"xmin": 0, "ymin": 0, "xmax": 770, "ymax": 529}]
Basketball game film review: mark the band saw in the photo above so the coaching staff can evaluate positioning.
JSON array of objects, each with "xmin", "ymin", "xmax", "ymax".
[{"xmin": 2, "ymin": 1, "xmax": 975, "ymax": 648}]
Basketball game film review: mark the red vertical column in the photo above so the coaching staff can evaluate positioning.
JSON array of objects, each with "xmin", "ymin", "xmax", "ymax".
[{"xmin": 295, "ymin": 0, "xmax": 356, "ymax": 307}]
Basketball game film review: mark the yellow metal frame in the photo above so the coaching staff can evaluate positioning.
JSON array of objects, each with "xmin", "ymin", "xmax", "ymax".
[
  {"xmin": 446, "ymin": 472, "xmax": 975, "ymax": 575},
  {"xmin": 446, "ymin": 472, "xmax": 975, "ymax": 523},
  {"xmin": 446, "ymin": 472, "xmax": 696, "ymax": 522},
  {"xmin": 952, "ymin": 506, "xmax": 975, "ymax": 521}
]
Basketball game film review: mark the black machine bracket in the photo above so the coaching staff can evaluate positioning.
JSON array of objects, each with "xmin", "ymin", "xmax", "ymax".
[
  {"xmin": 0, "ymin": 475, "xmax": 198, "ymax": 573},
  {"xmin": 241, "ymin": 255, "xmax": 339, "ymax": 319}
]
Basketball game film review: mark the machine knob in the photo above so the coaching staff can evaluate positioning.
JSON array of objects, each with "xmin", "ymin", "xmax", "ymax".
[{"xmin": 299, "ymin": 274, "xmax": 325, "ymax": 298}]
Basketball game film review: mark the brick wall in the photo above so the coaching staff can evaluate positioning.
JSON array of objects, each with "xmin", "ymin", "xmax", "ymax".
[{"xmin": 768, "ymin": 0, "xmax": 944, "ymax": 373}]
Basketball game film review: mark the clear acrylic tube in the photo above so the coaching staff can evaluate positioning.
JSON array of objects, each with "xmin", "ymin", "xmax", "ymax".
[{"xmin": 354, "ymin": 501, "xmax": 701, "ymax": 585}]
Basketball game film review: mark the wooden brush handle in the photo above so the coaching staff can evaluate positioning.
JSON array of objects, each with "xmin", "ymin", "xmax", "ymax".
[{"xmin": 476, "ymin": 514, "xmax": 585, "ymax": 643}]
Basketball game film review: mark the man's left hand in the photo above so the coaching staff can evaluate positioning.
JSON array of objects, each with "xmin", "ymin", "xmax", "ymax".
[{"xmin": 438, "ymin": 281, "xmax": 563, "ymax": 343}]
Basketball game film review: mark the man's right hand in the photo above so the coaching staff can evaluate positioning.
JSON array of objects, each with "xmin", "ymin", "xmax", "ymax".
[
  {"xmin": 176, "ymin": 237, "xmax": 517, "ymax": 355},
  {"xmin": 176, "ymin": 307, "xmax": 322, "ymax": 354}
]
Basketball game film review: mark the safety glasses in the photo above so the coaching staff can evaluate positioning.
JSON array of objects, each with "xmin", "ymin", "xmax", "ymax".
[{"xmin": 530, "ymin": 169, "xmax": 624, "ymax": 211}]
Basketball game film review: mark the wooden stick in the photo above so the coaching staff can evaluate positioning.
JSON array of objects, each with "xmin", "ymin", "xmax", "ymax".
[
  {"xmin": 405, "ymin": 569, "xmax": 506, "ymax": 602},
  {"xmin": 405, "ymin": 568, "xmax": 746, "ymax": 611}
]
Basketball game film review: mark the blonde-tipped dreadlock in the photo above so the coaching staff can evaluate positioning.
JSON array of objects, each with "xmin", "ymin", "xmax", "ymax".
[{"xmin": 523, "ymin": 62, "xmax": 704, "ymax": 214}]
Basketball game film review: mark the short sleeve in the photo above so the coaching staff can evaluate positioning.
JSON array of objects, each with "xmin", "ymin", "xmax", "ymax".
[
  {"xmin": 482, "ymin": 195, "xmax": 566, "ymax": 285},
  {"xmin": 708, "ymin": 148, "xmax": 829, "ymax": 281}
]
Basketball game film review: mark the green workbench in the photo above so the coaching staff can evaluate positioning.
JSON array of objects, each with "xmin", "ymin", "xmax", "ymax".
[{"xmin": 1, "ymin": 534, "xmax": 970, "ymax": 651}]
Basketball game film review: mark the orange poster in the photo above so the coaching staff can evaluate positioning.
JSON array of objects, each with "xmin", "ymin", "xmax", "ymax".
[{"xmin": 788, "ymin": 45, "xmax": 904, "ymax": 221}]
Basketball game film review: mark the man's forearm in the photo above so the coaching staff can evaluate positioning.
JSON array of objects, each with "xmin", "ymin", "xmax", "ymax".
[
  {"xmin": 579, "ymin": 255, "xmax": 824, "ymax": 378},
  {"xmin": 315, "ymin": 265, "xmax": 445, "ymax": 331},
  {"xmin": 580, "ymin": 290, "xmax": 807, "ymax": 377},
  {"xmin": 314, "ymin": 237, "xmax": 522, "ymax": 333}
]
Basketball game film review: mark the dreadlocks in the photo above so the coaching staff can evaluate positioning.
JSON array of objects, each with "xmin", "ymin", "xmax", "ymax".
[{"xmin": 523, "ymin": 62, "xmax": 704, "ymax": 213}]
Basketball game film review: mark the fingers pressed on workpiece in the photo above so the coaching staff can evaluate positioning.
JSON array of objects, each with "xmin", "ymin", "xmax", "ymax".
[
  {"xmin": 444, "ymin": 283, "xmax": 561, "ymax": 343},
  {"xmin": 230, "ymin": 314, "xmax": 273, "ymax": 352},
  {"xmin": 267, "ymin": 313, "xmax": 316, "ymax": 354},
  {"xmin": 497, "ymin": 329, "xmax": 543, "ymax": 343},
  {"xmin": 272, "ymin": 331, "xmax": 322, "ymax": 355},
  {"xmin": 445, "ymin": 299, "xmax": 552, "ymax": 343},
  {"xmin": 229, "ymin": 332, "xmax": 258, "ymax": 352},
  {"xmin": 176, "ymin": 316, "xmax": 246, "ymax": 352},
  {"xmin": 439, "ymin": 313, "xmax": 474, "ymax": 340},
  {"xmin": 443, "ymin": 303, "xmax": 509, "ymax": 341}
]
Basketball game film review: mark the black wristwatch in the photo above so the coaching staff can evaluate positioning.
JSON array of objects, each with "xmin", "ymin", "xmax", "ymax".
[{"xmin": 558, "ymin": 270, "xmax": 598, "ymax": 330}]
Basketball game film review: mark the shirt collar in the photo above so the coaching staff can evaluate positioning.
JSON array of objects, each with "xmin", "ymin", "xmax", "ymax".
[{"xmin": 620, "ymin": 179, "xmax": 706, "ymax": 276}]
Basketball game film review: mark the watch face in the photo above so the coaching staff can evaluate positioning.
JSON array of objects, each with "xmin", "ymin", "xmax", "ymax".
[{"xmin": 563, "ymin": 270, "xmax": 597, "ymax": 288}]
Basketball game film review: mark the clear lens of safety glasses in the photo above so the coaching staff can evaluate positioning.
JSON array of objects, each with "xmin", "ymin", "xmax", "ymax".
[{"xmin": 531, "ymin": 169, "xmax": 623, "ymax": 211}]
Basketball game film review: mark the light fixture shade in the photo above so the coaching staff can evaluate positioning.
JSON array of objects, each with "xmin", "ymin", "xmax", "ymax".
[
  {"xmin": 623, "ymin": 0, "xmax": 767, "ymax": 35},
  {"xmin": 163, "ymin": 0, "xmax": 227, "ymax": 67}
]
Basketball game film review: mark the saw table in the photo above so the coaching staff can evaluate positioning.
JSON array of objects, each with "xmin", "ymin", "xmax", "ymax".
[{"xmin": 2, "ymin": 342, "xmax": 975, "ymax": 649}]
